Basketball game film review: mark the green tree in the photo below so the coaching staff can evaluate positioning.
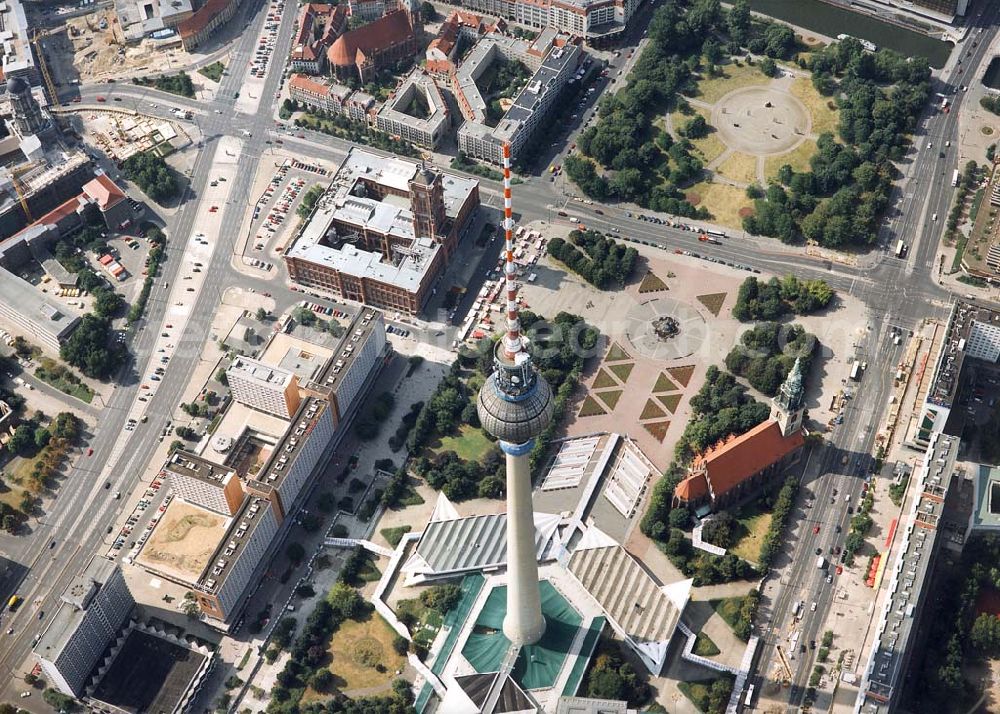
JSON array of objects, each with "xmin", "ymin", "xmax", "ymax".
[
  {"xmin": 7, "ymin": 424, "xmax": 34, "ymax": 455},
  {"xmin": 92, "ymin": 288, "xmax": 124, "ymax": 318},
  {"xmin": 327, "ymin": 582, "xmax": 365, "ymax": 620},
  {"xmin": 310, "ymin": 668, "xmax": 335, "ymax": 692},
  {"xmin": 763, "ymin": 23, "xmax": 795, "ymax": 59},
  {"xmin": 681, "ymin": 114, "xmax": 709, "ymax": 139},
  {"xmin": 122, "ymin": 151, "xmax": 178, "ymax": 203},
  {"xmin": 285, "ymin": 541, "xmax": 305, "ymax": 564},
  {"xmin": 727, "ymin": 0, "xmax": 751, "ymax": 45},
  {"xmin": 33, "ymin": 427, "xmax": 50, "ymax": 450},
  {"xmin": 420, "ymin": 584, "xmax": 461, "ymax": 614},
  {"xmin": 60, "ymin": 315, "xmax": 126, "ymax": 379}
]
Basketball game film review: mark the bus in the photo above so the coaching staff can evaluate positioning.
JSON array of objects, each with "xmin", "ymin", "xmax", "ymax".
[
  {"xmin": 952, "ymin": 169, "xmax": 960, "ymax": 187},
  {"xmin": 705, "ymin": 229, "xmax": 727, "ymax": 238},
  {"xmin": 850, "ymin": 361, "xmax": 862, "ymax": 380},
  {"xmin": 744, "ymin": 684, "xmax": 756, "ymax": 708},
  {"xmin": 895, "ymin": 240, "xmax": 905, "ymax": 258}
]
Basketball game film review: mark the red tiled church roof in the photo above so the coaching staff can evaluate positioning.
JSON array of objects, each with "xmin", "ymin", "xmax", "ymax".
[
  {"xmin": 327, "ymin": 9, "xmax": 413, "ymax": 67},
  {"xmin": 675, "ymin": 420, "xmax": 804, "ymax": 502}
]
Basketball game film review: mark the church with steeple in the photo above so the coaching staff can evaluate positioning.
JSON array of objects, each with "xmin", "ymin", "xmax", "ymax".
[{"xmin": 673, "ymin": 359, "xmax": 807, "ymax": 515}]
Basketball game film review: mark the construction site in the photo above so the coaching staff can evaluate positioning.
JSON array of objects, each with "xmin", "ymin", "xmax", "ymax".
[
  {"xmin": 68, "ymin": 109, "xmax": 188, "ymax": 162},
  {"xmin": 38, "ymin": 9, "xmax": 185, "ymax": 85}
]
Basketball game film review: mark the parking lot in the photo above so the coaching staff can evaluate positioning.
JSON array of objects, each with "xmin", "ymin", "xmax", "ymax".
[
  {"xmin": 235, "ymin": 0, "xmax": 288, "ymax": 115},
  {"xmin": 243, "ymin": 160, "xmax": 330, "ymax": 268}
]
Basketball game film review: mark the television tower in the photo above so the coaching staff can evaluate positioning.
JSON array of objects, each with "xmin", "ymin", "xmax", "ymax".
[{"xmin": 477, "ymin": 143, "xmax": 554, "ymax": 647}]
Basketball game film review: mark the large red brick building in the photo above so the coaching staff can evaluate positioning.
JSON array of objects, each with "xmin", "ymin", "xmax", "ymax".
[{"xmin": 284, "ymin": 149, "xmax": 480, "ymax": 314}]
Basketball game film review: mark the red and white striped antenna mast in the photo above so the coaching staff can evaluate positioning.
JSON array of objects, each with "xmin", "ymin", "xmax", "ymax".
[{"xmin": 501, "ymin": 142, "xmax": 524, "ymax": 361}]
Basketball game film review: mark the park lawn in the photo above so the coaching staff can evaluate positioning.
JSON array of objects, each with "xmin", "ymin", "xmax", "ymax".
[
  {"xmin": 8, "ymin": 450, "xmax": 48, "ymax": 485},
  {"xmin": 730, "ymin": 505, "xmax": 774, "ymax": 564},
  {"xmin": 678, "ymin": 676, "xmax": 735, "ymax": 714},
  {"xmin": 396, "ymin": 597, "xmax": 443, "ymax": 647},
  {"xmin": 430, "ymin": 424, "xmax": 493, "ymax": 461},
  {"xmin": 323, "ymin": 612, "xmax": 406, "ymax": 692},
  {"xmin": 0, "ymin": 481, "xmax": 28, "ymax": 514},
  {"xmin": 694, "ymin": 631, "xmax": 721, "ymax": 657},
  {"xmin": 685, "ymin": 181, "xmax": 753, "ymax": 230},
  {"xmin": 764, "ymin": 138, "xmax": 818, "ymax": 182},
  {"xmin": 690, "ymin": 132, "xmax": 728, "ymax": 165},
  {"xmin": 198, "ymin": 61, "xmax": 225, "ymax": 82},
  {"xmin": 34, "ymin": 372, "xmax": 93, "ymax": 403},
  {"xmin": 711, "ymin": 597, "xmax": 744, "ymax": 631},
  {"xmin": 687, "ymin": 62, "xmax": 770, "ymax": 104},
  {"xmin": 789, "ymin": 77, "xmax": 839, "ymax": 136},
  {"xmin": 715, "ymin": 151, "xmax": 759, "ymax": 185},
  {"xmin": 380, "ymin": 525, "xmax": 411, "ymax": 548},
  {"xmin": 668, "ymin": 105, "xmax": 711, "ymax": 130}
]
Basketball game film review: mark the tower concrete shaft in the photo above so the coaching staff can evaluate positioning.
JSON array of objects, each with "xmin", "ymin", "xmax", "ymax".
[
  {"xmin": 501, "ymin": 440, "xmax": 546, "ymax": 645},
  {"xmin": 475, "ymin": 142, "xmax": 552, "ymax": 647}
]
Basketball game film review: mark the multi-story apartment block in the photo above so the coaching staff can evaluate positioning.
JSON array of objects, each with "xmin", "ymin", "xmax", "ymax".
[
  {"xmin": 456, "ymin": 30, "xmax": 582, "ymax": 164},
  {"xmin": 458, "ymin": 0, "xmax": 639, "ymax": 39},
  {"xmin": 138, "ymin": 310, "xmax": 389, "ymax": 625},
  {"xmin": 164, "ymin": 451, "xmax": 246, "ymax": 516},
  {"xmin": 178, "ymin": 0, "xmax": 241, "ymax": 51},
  {"xmin": 284, "ymin": 149, "xmax": 479, "ymax": 314},
  {"xmin": 0, "ymin": 0, "xmax": 36, "ymax": 87},
  {"xmin": 375, "ymin": 70, "xmax": 450, "ymax": 149},
  {"xmin": 35, "ymin": 560, "xmax": 135, "ymax": 697},
  {"xmin": 425, "ymin": 10, "xmax": 506, "ymax": 75},
  {"xmin": 289, "ymin": 74, "xmax": 379, "ymax": 124},
  {"xmin": 227, "ymin": 357, "xmax": 303, "ymax": 418},
  {"xmin": 195, "ymin": 495, "xmax": 280, "ymax": 619},
  {"xmin": 349, "ymin": 0, "xmax": 389, "ymax": 23}
]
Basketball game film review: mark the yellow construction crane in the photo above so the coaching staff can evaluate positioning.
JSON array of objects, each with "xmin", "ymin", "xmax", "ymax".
[
  {"xmin": 31, "ymin": 30, "xmax": 60, "ymax": 108},
  {"xmin": 11, "ymin": 162, "xmax": 36, "ymax": 223}
]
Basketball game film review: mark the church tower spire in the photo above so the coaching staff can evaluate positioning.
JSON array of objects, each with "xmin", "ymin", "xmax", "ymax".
[{"xmin": 772, "ymin": 357, "xmax": 805, "ymax": 437}]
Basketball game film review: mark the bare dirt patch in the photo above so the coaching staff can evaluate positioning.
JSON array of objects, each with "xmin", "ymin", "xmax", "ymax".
[
  {"xmin": 638, "ymin": 271, "xmax": 670, "ymax": 293},
  {"xmin": 696, "ymin": 293, "xmax": 727, "ymax": 317},
  {"xmin": 667, "ymin": 365, "xmax": 696, "ymax": 387},
  {"xmin": 712, "ymin": 86, "xmax": 810, "ymax": 155},
  {"xmin": 643, "ymin": 420, "xmax": 670, "ymax": 442},
  {"xmin": 137, "ymin": 501, "xmax": 227, "ymax": 581}
]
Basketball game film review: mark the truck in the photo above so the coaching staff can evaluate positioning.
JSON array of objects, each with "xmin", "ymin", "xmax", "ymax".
[
  {"xmin": 7, "ymin": 595, "xmax": 21, "ymax": 611},
  {"xmin": 172, "ymin": 108, "xmax": 192, "ymax": 120},
  {"xmin": 816, "ymin": 556, "xmax": 827, "ymax": 569},
  {"xmin": 952, "ymin": 169, "xmax": 960, "ymax": 187},
  {"xmin": 698, "ymin": 233, "xmax": 721, "ymax": 245},
  {"xmin": 895, "ymin": 240, "xmax": 905, "ymax": 258},
  {"xmin": 850, "ymin": 361, "xmax": 861, "ymax": 380}
]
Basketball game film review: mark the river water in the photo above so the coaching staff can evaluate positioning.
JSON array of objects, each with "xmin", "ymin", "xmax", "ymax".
[{"xmin": 749, "ymin": 0, "xmax": 953, "ymax": 68}]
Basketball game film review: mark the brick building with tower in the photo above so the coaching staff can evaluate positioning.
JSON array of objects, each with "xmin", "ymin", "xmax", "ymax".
[
  {"xmin": 284, "ymin": 148, "xmax": 479, "ymax": 314},
  {"xmin": 674, "ymin": 359, "xmax": 807, "ymax": 514}
]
